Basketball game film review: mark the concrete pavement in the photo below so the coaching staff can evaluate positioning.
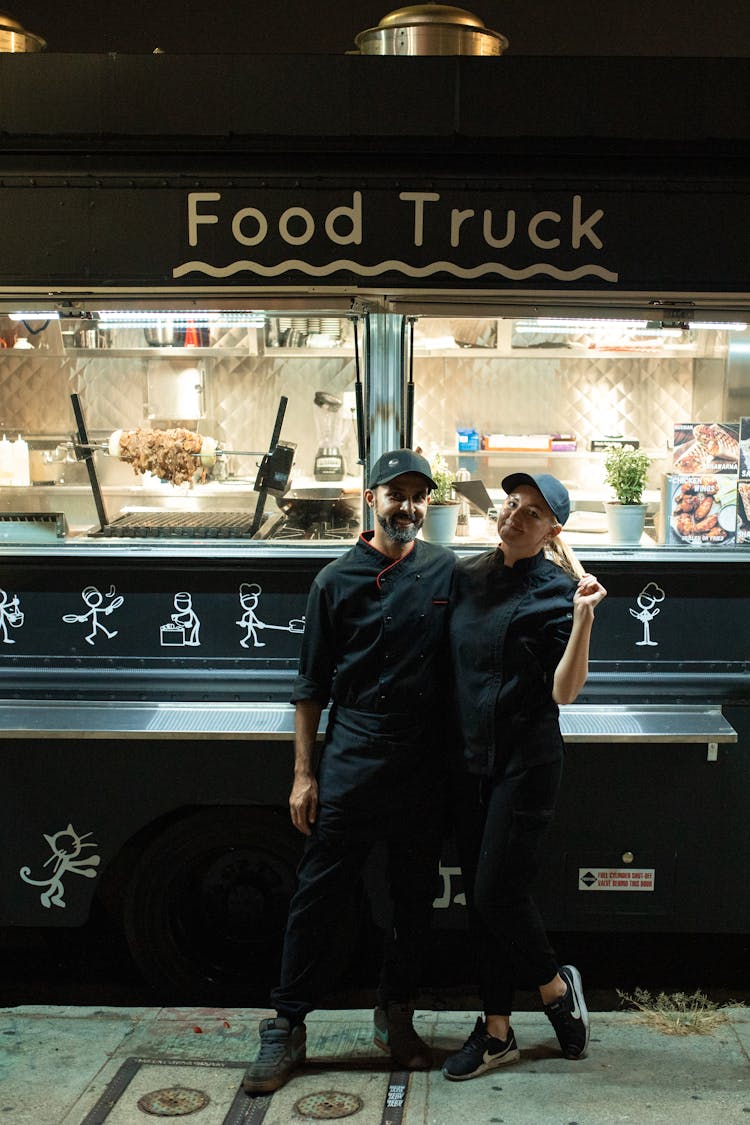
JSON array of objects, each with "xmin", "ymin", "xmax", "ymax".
[{"xmin": 2, "ymin": 1003, "xmax": 749, "ymax": 1124}]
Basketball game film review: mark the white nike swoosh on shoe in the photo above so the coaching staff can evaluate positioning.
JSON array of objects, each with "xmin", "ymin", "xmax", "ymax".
[
  {"xmin": 483, "ymin": 1046, "xmax": 509, "ymax": 1064},
  {"xmin": 570, "ymin": 994, "xmax": 581, "ymax": 1019}
]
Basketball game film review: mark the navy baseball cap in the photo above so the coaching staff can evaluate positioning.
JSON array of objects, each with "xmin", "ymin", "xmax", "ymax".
[
  {"xmin": 369, "ymin": 449, "xmax": 437, "ymax": 490},
  {"xmin": 501, "ymin": 472, "xmax": 571, "ymax": 525}
]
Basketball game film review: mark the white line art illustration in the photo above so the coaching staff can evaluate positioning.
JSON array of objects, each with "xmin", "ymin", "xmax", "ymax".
[
  {"xmin": 62, "ymin": 584, "xmax": 124, "ymax": 645},
  {"xmin": 173, "ymin": 258, "xmax": 619, "ymax": 283},
  {"xmin": 236, "ymin": 582, "xmax": 305, "ymax": 648},
  {"xmin": 629, "ymin": 582, "xmax": 665, "ymax": 646},
  {"xmin": 161, "ymin": 590, "xmax": 201, "ymax": 646},
  {"xmin": 19, "ymin": 823, "xmax": 100, "ymax": 909},
  {"xmin": 0, "ymin": 586, "xmax": 24, "ymax": 644}
]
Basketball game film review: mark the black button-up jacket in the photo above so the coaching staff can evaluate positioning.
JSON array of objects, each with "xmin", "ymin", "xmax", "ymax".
[
  {"xmin": 291, "ymin": 533, "xmax": 456, "ymax": 823},
  {"xmin": 449, "ymin": 548, "xmax": 576, "ymax": 776},
  {"xmin": 292, "ymin": 531, "xmax": 455, "ymax": 718}
]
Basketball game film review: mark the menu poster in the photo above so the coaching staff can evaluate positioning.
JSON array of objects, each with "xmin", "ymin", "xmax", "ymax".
[
  {"xmin": 673, "ymin": 422, "xmax": 740, "ymax": 475},
  {"xmin": 737, "ymin": 417, "xmax": 750, "ymax": 545},
  {"xmin": 666, "ymin": 473, "xmax": 737, "ymax": 545}
]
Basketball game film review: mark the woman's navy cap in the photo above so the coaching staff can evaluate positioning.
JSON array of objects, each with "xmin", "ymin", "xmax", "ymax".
[
  {"xmin": 501, "ymin": 472, "xmax": 571, "ymax": 525},
  {"xmin": 369, "ymin": 449, "xmax": 437, "ymax": 490}
]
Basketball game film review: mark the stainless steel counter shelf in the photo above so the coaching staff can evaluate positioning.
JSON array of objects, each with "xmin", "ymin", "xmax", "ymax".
[{"xmin": 0, "ymin": 702, "xmax": 736, "ymax": 759}]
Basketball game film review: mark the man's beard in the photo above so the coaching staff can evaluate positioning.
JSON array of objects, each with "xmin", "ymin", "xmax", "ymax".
[{"xmin": 375, "ymin": 508, "xmax": 423, "ymax": 544}]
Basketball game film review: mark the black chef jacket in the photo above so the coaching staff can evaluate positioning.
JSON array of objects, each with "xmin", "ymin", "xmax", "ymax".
[
  {"xmin": 449, "ymin": 548, "xmax": 576, "ymax": 777},
  {"xmin": 291, "ymin": 531, "xmax": 455, "ymax": 826}
]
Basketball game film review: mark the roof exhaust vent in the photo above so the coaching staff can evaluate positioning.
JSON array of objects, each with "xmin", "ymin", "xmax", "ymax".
[
  {"xmin": 353, "ymin": 3, "xmax": 508, "ymax": 56},
  {"xmin": 0, "ymin": 9, "xmax": 45, "ymax": 52}
]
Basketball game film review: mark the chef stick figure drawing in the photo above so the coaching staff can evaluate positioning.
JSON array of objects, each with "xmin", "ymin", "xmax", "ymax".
[
  {"xmin": 0, "ymin": 587, "xmax": 24, "ymax": 644},
  {"xmin": 629, "ymin": 581, "xmax": 665, "ymax": 646},
  {"xmin": 168, "ymin": 591, "xmax": 201, "ymax": 646},
  {"xmin": 62, "ymin": 585, "xmax": 124, "ymax": 645},
  {"xmin": 236, "ymin": 581, "xmax": 305, "ymax": 648}
]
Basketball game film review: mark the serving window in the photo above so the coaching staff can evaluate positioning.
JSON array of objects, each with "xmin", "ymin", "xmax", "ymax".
[
  {"xmin": 408, "ymin": 313, "xmax": 750, "ymax": 549},
  {"xmin": 0, "ymin": 307, "xmax": 365, "ymax": 545}
]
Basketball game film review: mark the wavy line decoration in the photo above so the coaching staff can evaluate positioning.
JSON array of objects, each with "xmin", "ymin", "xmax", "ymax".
[{"xmin": 172, "ymin": 259, "xmax": 619, "ymax": 282}]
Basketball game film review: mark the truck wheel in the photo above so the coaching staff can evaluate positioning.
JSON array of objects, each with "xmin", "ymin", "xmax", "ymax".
[{"xmin": 121, "ymin": 807, "xmax": 302, "ymax": 1002}]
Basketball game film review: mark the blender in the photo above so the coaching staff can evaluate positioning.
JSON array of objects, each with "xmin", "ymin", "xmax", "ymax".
[{"xmin": 313, "ymin": 390, "xmax": 345, "ymax": 481}]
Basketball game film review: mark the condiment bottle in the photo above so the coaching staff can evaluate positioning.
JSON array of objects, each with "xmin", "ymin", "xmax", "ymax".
[
  {"xmin": 12, "ymin": 434, "xmax": 30, "ymax": 486},
  {"xmin": 0, "ymin": 435, "xmax": 13, "ymax": 485},
  {"xmin": 455, "ymin": 467, "xmax": 471, "ymax": 536}
]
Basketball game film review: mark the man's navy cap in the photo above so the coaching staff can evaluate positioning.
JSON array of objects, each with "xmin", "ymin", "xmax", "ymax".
[
  {"xmin": 501, "ymin": 472, "xmax": 571, "ymax": 525},
  {"xmin": 369, "ymin": 449, "xmax": 437, "ymax": 490}
]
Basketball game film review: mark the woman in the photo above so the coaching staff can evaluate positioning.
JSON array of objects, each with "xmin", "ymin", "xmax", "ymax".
[{"xmin": 443, "ymin": 471, "xmax": 607, "ymax": 1081}]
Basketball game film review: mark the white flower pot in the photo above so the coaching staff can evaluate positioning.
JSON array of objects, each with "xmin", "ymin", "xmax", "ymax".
[
  {"xmin": 604, "ymin": 502, "xmax": 646, "ymax": 544},
  {"xmin": 422, "ymin": 503, "xmax": 460, "ymax": 543}
]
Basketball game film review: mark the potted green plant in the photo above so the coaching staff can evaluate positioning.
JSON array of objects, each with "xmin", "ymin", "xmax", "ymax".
[
  {"xmin": 422, "ymin": 451, "xmax": 459, "ymax": 542},
  {"xmin": 603, "ymin": 444, "xmax": 651, "ymax": 543}
]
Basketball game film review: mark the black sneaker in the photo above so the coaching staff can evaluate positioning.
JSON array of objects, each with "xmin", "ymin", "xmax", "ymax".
[
  {"xmin": 544, "ymin": 964, "xmax": 590, "ymax": 1059},
  {"xmin": 242, "ymin": 1016, "xmax": 306, "ymax": 1094},
  {"xmin": 442, "ymin": 1017, "xmax": 520, "ymax": 1081},
  {"xmin": 373, "ymin": 1002, "xmax": 433, "ymax": 1069}
]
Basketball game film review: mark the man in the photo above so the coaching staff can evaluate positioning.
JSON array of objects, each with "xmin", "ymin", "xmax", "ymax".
[{"xmin": 243, "ymin": 449, "xmax": 456, "ymax": 1094}]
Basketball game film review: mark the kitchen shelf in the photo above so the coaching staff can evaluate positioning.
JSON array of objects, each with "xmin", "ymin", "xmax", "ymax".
[
  {"xmin": 261, "ymin": 347, "xmax": 355, "ymax": 358},
  {"xmin": 444, "ymin": 448, "xmax": 603, "ymax": 459},
  {"xmin": 443, "ymin": 448, "xmax": 668, "ymax": 459},
  {"xmin": 63, "ymin": 348, "xmax": 255, "ymax": 358}
]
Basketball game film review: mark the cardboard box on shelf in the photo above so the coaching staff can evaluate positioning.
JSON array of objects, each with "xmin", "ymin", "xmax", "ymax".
[
  {"xmin": 673, "ymin": 422, "xmax": 740, "ymax": 475},
  {"xmin": 482, "ymin": 433, "xmax": 550, "ymax": 451},
  {"xmin": 550, "ymin": 433, "xmax": 577, "ymax": 452},
  {"xmin": 664, "ymin": 473, "xmax": 737, "ymax": 545},
  {"xmin": 589, "ymin": 437, "xmax": 639, "ymax": 452}
]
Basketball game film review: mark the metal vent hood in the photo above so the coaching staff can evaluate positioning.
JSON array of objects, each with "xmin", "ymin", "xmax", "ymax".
[
  {"xmin": 0, "ymin": 9, "xmax": 45, "ymax": 51},
  {"xmin": 353, "ymin": 3, "xmax": 509, "ymax": 56}
]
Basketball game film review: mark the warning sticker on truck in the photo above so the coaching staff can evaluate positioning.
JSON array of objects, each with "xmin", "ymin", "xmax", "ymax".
[{"xmin": 578, "ymin": 868, "xmax": 655, "ymax": 892}]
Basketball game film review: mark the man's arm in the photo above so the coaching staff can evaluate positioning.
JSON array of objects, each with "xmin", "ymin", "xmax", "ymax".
[{"xmin": 289, "ymin": 699, "xmax": 323, "ymax": 835}]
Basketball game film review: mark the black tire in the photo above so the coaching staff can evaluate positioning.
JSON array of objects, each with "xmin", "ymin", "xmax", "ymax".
[{"xmin": 121, "ymin": 806, "xmax": 303, "ymax": 1003}]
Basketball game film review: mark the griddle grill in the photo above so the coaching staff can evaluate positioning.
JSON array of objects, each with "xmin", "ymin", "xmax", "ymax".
[
  {"xmin": 92, "ymin": 509, "xmax": 282, "ymax": 539},
  {"xmin": 70, "ymin": 393, "xmax": 292, "ymax": 541}
]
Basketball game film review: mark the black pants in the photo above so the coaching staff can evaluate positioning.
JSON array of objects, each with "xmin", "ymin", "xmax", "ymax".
[
  {"xmin": 271, "ymin": 817, "xmax": 440, "ymax": 1025},
  {"xmin": 453, "ymin": 759, "xmax": 562, "ymax": 1016}
]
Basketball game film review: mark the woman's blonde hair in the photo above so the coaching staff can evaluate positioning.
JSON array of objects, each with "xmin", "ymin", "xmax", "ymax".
[{"xmin": 545, "ymin": 530, "xmax": 585, "ymax": 579}]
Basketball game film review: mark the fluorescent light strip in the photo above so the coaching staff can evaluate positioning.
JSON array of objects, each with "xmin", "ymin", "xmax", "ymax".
[
  {"xmin": 10, "ymin": 311, "xmax": 60, "ymax": 321},
  {"xmin": 94, "ymin": 311, "xmax": 266, "ymax": 327},
  {"xmin": 515, "ymin": 319, "xmax": 650, "ymax": 333}
]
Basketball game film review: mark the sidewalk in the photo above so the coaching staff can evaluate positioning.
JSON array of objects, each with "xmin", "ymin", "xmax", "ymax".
[{"xmin": 1, "ymin": 1004, "xmax": 749, "ymax": 1124}]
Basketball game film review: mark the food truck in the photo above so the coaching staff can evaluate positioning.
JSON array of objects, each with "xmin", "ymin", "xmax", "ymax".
[{"xmin": 0, "ymin": 43, "xmax": 749, "ymax": 997}]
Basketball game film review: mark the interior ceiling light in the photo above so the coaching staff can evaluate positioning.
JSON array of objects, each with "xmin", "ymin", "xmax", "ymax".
[
  {"xmin": 10, "ymin": 311, "xmax": 60, "ymax": 320},
  {"xmin": 689, "ymin": 321, "xmax": 747, "ymax": 331},
  {"xmin": 94, "ymin": 311, "xmax": 266, "ymax": 327},
  {"xmin": 514, "ymin": 318, "xmax": 650, "ymax": 333}
]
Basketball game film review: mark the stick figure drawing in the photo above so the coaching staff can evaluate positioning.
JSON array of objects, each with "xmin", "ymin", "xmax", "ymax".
[
  {"xmin": 629, "ymin": 582, "xmax": 665, "ymax": 646},
  {"xmin": 62, "ymin": 585, "xmax": 124, "ymax": 645},
  {"xmin": 236, "ymin": 582, "xmax": 305, "ymax": 648}
]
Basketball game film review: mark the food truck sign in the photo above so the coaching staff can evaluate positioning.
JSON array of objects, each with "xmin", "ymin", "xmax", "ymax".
[
  {"xmin": 1, "ymin": 178, "xmax": 749, "ymax": 290},
  {"xmin": 177, "ymin": 190, "xmax": 617, "ymax": 286}
]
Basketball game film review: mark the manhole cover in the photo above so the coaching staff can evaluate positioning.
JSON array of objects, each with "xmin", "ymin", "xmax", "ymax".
[
  {"xmin": 293, "ymin": 1090, "xmax": 363, "ymax": 1119},
  {"xmin": 137, "ymin": 1086, "xmax": 210, "ymax": 1116}
]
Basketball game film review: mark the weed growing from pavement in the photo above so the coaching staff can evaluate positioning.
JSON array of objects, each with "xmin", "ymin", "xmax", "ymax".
[{"xmin": 617, "ymin": 988, "xmax": 743, "ymax": 1035}]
